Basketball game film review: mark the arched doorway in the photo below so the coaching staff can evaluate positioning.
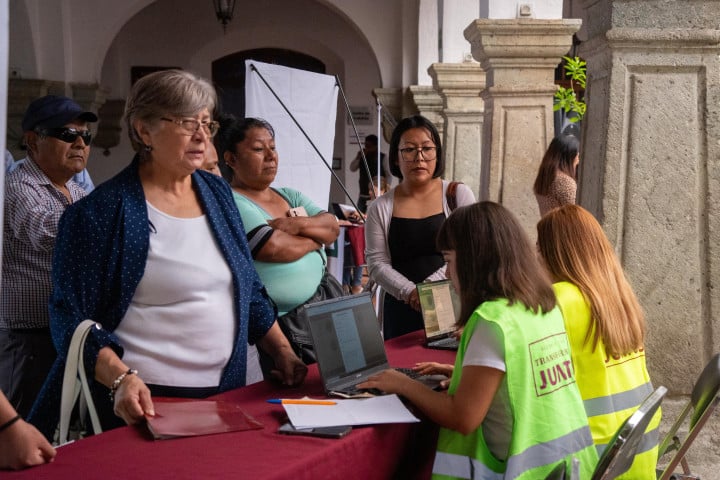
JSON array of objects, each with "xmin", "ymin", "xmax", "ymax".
[{"xmin": 212, "ymin": 48, "xmax": 326, "ymax": 116}]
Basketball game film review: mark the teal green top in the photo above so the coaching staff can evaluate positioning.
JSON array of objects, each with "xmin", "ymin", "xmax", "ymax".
[{"xmin": 232, "ymin": 188, "xmax": 326, "ymax": 315}]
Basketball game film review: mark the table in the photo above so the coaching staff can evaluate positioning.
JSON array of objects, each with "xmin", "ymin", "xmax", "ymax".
[{"xmin": 8, "ymin": 331, "xmax": 455, "ymax": 480}]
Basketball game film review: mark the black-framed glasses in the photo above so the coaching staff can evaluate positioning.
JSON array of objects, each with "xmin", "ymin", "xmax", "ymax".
[
  {"xmin": 399, "ymin": 146, "xmax": 437, "ymax": 162},
  {"xmin": 35, "ymin": 127, "xmax": 92, "ymax": 145},
  {"xmin": 160, "ymin": 117, "xmax": 220, "ymax": 137}
]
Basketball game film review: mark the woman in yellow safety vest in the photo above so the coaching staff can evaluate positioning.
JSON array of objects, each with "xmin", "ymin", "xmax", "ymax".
[
  {"xmin": 537, "ymin": 204, "xmax": 660, "ymax": 479},
  {"xmin": 359, "ymin": 201, "xmax": 597, "ymax": 479}
]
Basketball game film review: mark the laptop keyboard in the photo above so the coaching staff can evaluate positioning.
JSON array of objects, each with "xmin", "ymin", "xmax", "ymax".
[
  {"xmin": 394, "ymin": 367, "xmax": 421, "ymax": 380},
  {"xmin": 332, "ymin": 368, "xmax": 423, "ymax": 398},
  {"xmin": 430, "ymin": 336, "xmax": 459, "ymax": 348}
]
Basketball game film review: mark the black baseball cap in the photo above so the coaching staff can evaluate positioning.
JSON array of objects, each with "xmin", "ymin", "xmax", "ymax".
[{"xmin": 22, "ymin": 95, "xmax": 98, "ymax": 132}]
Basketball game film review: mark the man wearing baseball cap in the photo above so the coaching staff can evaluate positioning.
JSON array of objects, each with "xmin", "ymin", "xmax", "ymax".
[{"xmin": 0, "ymin": 95, "xmax": 97, "ymax": 417}]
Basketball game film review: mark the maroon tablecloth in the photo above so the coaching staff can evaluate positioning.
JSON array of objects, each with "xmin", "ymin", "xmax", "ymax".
[{"xmin": 7, "ymin": 331, "xmax": 455, "ymax": 480}]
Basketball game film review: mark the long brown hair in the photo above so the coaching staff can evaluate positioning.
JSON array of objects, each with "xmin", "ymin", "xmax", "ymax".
[
  {"xmin": 536, "ymin": 205, "xmax": 646, "ymax": 356},
  {"xmin": 436, "ymin": 202, "xmax": 556, "ymax": 326},
  {"xmin": 533, "ymin": 134, "xmax": 579, "ymax": 196}
]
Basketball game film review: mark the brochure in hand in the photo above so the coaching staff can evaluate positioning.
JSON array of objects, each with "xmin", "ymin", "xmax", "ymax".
[{"xmin": 146, "ymin": 399, "xmax": 264, "ymax": 440}]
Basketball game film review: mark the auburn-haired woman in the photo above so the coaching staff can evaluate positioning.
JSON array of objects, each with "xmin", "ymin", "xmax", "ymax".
[
  {"xmin": 360, "ymin": 202, "xmax": 597, "ymax": 479},
  {"xmin": 537, "ymin": 204, "xmax": 659, "ymax": 479},
  {"xmin": 533, "ymin": 134, "xmax": 579, "ymax": 216}
]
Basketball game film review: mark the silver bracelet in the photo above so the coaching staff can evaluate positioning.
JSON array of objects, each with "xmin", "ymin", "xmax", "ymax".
[{"xmin": 109, "ymin": 368, "xmax": 138, "ymax": 402}]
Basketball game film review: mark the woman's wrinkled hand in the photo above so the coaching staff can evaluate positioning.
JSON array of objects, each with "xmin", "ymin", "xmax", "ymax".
[
  {"xmin": 112, "ymin": 374, "xmax": 154, "ymax": 425},
  {"xmin": 268, "ymin": 216, "xmax": 302, "ymax": 236}
]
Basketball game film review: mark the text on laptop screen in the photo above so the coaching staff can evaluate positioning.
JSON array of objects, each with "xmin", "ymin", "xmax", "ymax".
[
  {"xmin": 417, "ymin": 280, "xmax": 460, "ymax": 336},
  {"xmin": 306, "ymin": 296, "xmax": 387, "ymax": 382}
]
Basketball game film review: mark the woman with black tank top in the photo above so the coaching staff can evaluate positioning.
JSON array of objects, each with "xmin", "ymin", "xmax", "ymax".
[{"xmin": 365, "ymin": 116, "xmax": 475, "ymax": 339}]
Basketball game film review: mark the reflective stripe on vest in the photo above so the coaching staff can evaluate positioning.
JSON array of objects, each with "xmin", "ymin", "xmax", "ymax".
[
  {"xmin": 583, "ymin": 382, "xmax": 654, "ymax": 417},
  {"xmin": 433, "ymin": 425, "xmax": 594, "ymax": 480},
  {"xmin": 433, "ymin": 452, "xmax": 503, "ymax": 480},
  {"xmin": 504, "ymin": 425, "xmax": 594, "ymax": 479}
]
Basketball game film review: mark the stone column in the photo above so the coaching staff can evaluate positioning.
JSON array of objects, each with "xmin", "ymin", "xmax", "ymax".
[
  {"xmin": 577, "ymin": 0, "xmax": 720, "ymax": 394},
  {"xmin": 372, "ymin": 87, "xmax": 408, "ymax": 142},
  {"xmin": 464, "ymin": 19, "xmax": 581, "ymax": 236},
  {"xmin": 428, "ymin": 63, "xmax": 485, "ymax": 197},
  {"xmin": 408, "ymin": 85, "xmax": 444, "ymax": 139}
]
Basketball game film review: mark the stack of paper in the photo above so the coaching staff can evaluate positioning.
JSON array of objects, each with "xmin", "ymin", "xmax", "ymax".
[{"xmin": 281, "ymin": 394, "xmax": 419, "ymax": 429}]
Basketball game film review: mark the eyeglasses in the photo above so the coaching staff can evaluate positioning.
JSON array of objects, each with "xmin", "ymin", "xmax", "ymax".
[
  {"xmin": 160, "ymin": 117, "xmax": 220, "ymax": 137},
  {"xmin": 35, "ymin": 127, "xmax": 92, "ymax": 145},
  {"xmin": 399, "ymin": 146, "xmax": 437, "ymax": 162}
]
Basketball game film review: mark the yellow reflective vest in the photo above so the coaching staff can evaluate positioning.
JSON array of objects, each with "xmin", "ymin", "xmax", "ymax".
[
  {"xmin": 554, "ymin": 282, "xmax": 660, "ymax": 480},
  {"xmin": 432, "ymin": 299, "xmax": 598, "ymax": 480}
]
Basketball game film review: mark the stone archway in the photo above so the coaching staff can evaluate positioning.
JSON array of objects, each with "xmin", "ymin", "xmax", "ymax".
[{"xmin": 212, "ymin": 48, "xmax": 326, "ymax": 117}]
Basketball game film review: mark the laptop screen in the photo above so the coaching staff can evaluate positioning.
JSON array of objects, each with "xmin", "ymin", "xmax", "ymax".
[
  {"xmin": 417, "ymin": 280, "xmax": 460, "ymax": 338},
  {"xmin": 304, "ymin": 294, "xmax": 388, "ymax": 389}
]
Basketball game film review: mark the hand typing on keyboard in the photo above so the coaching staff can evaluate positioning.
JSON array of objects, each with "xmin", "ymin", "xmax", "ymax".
[{"xmin": 356, "ymin": 368, "xmax": 427, "ymax": 397}]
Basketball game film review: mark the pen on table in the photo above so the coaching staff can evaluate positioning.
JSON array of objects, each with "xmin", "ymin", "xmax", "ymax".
[{"xmin": 267, "ymin": 399, "xmax": 337, "ymax": 405}]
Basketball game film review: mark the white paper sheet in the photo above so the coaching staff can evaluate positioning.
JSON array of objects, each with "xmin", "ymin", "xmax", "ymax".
[{"xmin": 283, "ymin": 394, "xmax": 420, "ymax": 429}]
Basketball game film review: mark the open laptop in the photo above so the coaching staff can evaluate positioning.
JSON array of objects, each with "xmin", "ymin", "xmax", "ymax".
[
  {"xmin": 304, "ymin": 293, "xmax": 443, "ymax": 397},
  {"xmin": 416, "ymin": 280, "xmax": 460, "ymax": 350}
]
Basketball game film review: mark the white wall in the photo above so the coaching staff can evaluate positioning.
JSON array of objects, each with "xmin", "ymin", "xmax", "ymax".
[
  {"xmin": 417, "ymin": 0, "xmax": 439, "ymax": 86},
  {"xmin": 480, "ymin": 0, "xmax": 563, "ymax": 19},
  {"xmin": 441, "ymin": 0, "xmax": 479, "ymax": 62},
  {"xmin": 93, "ymin": 0, "xmax": 401, "ymax": 206}
]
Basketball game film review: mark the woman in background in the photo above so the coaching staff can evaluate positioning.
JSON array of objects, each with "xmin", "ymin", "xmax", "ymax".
[
  {"xmin": 537, "ymin": 204, "xmax": 659, "ymax": 479},
  {"xmin": 533, "ymin": 134, "xmax": 579, "ymax": 216},
  {"xmin": 360, "ymin": 202, "xmax": 597, "ymax": 479},
  {"xmin": 365, "ymin": 115, "xmax": 475, "ymax": 339}
]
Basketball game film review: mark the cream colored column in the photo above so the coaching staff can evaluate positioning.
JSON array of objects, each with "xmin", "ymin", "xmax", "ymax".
[
  {"xmin": 464, "ymin": 19, "xmax": 580, "ymax": 235},
  {"xmin": 408, "ymin": 86, "xmax": 444, "ymax": 139},
  {"xmin": 577, "ymin": 0, "xmax": 720, "ymax": 392},
  {"xmin": 428, "ymin": 63, "xmax": 485, "ymax": 196}
]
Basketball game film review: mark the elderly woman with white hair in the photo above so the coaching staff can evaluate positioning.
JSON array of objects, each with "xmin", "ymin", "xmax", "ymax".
[{"xmin": 29, "ymin": 70, "xmax": 307, "ymax": 439}]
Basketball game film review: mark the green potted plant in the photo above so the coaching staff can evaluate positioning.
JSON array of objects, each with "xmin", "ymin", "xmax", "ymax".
[{"xmin": 554, "ymin": 56, "xmax": 586, "ymax": 124}]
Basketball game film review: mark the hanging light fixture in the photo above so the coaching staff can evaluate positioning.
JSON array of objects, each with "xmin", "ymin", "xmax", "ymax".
[{"xmin": 213, "ymin": 0, "xmax": 236, "ymax": 32}]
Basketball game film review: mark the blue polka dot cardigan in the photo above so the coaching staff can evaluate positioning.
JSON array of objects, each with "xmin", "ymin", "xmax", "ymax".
[{"xmin": 29, "ymin": 157, "xmax": 276, "ymax": 438}]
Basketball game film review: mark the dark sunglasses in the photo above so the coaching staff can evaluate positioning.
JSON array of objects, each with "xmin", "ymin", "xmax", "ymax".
[{"xmin": 35, "ymin": 127, "xmax": 92, "ymax": 145}]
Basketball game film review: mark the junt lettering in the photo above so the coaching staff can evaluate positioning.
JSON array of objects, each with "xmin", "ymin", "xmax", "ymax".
[{"xmin": 538, "ymin": 360, "xmax": 573, "ymax": 390}]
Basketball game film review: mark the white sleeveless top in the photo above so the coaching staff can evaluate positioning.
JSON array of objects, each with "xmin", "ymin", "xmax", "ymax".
[{"xmin": 115, "ymin": 202, "xmax": 235, "ymax": 387}]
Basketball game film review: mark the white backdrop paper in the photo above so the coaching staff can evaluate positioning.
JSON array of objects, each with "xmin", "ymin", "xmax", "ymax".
[{"xmin": 245, "ymin": 60, "xmax": 338, "ymax": 210}]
